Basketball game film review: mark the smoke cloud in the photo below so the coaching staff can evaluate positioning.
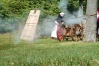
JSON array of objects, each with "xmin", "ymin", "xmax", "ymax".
[
  {"xmin": 35, "ymin": 16, "xmax": 56, "ymax": 38},
  {"xmin": 10, "ymin": 0, "xmax": 84, "ymax": 43},
  {"xmin": 12, "ymin": 22, "xmax": 25, "ymax": 45},
  {"xmin": 0, "ymin": 0, "xmax": 84, "ymax": 44},
  {"xmin": 11, "ymin": 0, "xmax": 84, "ymax": 43},
  {"xmin": 35, "ymin": 0, "xmax": 84, "ymax": 38},
  {"xmin": 58, "ymin": 0, "xmax": 83, "ymax": 25},
  {"xmin": 0, "ymin": 17, "xmax": 26, "ymax": 45},
  {"xmin": 65, "ymin": 7, "xmax": 83, "ymax": 25}
]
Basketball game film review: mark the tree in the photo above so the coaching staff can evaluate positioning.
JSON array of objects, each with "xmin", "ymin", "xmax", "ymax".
[{"xmin": 85, "ymin": 0, "xmax": 98, "ymax": 42}]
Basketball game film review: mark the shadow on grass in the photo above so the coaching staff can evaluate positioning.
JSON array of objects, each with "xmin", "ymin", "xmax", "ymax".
[{"xmin": 0, "ymin": 44, "xmax": 15, "ymax": 51}]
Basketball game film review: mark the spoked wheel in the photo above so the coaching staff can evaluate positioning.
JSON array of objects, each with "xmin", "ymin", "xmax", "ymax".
[{"xmin": 57, "ymin": 26, "xmax": 63, "ymax": 41}]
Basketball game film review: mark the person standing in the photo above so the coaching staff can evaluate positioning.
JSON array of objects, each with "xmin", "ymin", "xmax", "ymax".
[
  {"xmin": 97, "ymin": 10, "xmax": 99, "ymax": 34},
  {"xmin": 51, "ymin": 12, "xmax": 65, "ymax": 39}
]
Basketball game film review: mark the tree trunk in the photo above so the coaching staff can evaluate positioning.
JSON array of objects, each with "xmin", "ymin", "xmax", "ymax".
[{"xmin": 85, "ymin": 0, "xmax": 97, "ymax": 42}]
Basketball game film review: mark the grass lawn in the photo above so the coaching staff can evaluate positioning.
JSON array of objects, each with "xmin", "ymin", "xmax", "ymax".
[{"xmin": 0, "ymin": 34, "xmax": 99, "ymax": 66}]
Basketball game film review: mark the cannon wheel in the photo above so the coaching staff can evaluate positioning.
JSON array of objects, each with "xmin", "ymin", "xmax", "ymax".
[{"xmin": 57, "ymin": 26, "xmax": 63, "ymax": 41}]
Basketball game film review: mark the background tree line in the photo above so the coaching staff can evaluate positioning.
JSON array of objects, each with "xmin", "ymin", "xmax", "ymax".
[
  {"xmin": 0, "ymin": 0, "xmax": 99, "ymax": 33},
  {"xmin": 1, "ymin": 0, "xmax": 99, "ymax": 18},
  {"xmin": 0, "ymin": 0, "xmax": 60, "ymax": 18}
]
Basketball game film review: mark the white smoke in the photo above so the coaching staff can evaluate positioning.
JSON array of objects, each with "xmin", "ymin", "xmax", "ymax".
[
  {"xmin": 0, "ymin": 0, "xmax": 84, "ymax": 43},
  {"xmin": 65, "ymin": 6, "xmax": 83, "ymax": 25},
  {"xmin": 12, "ymin": 21, "xmax": 25, "ymax": 45},
  {"xmin": 35, "ymin": 0, "xmax": 84, "ymax": 38},
  {"xmin": 58, "ymin": 0, "xmax": 83, "ymax": 25},
  {"xmin": 36, "ymin": 16, "xmax": 55, "ymax": 37},
  {"xmin": 58, "ymin": 0, "xmax": 70, "ymax": 18}
]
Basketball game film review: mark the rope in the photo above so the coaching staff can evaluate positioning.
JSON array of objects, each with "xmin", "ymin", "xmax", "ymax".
[
  {"xmin": 85, "ymin": 13, "xmax": 97, "ymax": 21},
  {"xmin": 65, "ymin": 13, "xmax": 97, "ymax": 20}
]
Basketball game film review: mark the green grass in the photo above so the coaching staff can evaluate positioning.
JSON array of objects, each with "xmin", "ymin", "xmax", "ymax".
[{"xmin": 0, "ymin": 34, "xmax": 99, "ymax": 66}]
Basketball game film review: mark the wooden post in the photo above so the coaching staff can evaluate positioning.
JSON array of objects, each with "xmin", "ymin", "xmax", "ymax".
[{"xmin": 20, "ymin": 10, "xmax": 40, "ymax": 41}]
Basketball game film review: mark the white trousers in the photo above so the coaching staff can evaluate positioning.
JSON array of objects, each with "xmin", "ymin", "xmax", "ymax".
[{"xmin": 51, "ymin": 21, "xmax": 59, "ymax": 38}]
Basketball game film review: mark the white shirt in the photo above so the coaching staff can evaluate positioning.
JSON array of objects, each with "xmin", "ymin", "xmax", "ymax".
[{"xmin": 97, "ymin": 14, "xmax": 99, "ymax": 18}]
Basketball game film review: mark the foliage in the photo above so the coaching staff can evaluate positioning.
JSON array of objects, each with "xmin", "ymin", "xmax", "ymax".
[
  {"xmin": 0, "ymin": 0, "xmax": 60, "ymax": 18},
  {"xmin": 0, "ymin": 0, "xmax": 99, "ymax": 18},
  {"xmin": 67, "ymin": 0, "xmax": 87, "ymax": 14},
  {"xmin": 67, "ymin": 0, "xmax": 79, "ymax": 13},
  {"xmin": 0, "ymin": 0, "xmax": 99, "ymax": 33},
  {"xmin": 0, "ymin": 0, "xmax": 60, "ymax": 33},
  {"xmin": 0, "ymin": 17, "xmax": 27, "ymax": 33}
]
